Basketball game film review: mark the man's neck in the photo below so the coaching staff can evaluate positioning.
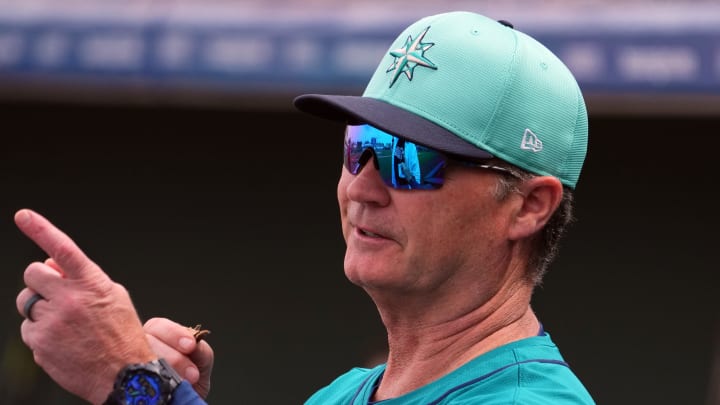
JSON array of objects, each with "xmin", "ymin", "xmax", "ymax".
[{"xmin": 370, "ymin": 282, "xmax": 538, "ymax": 401}]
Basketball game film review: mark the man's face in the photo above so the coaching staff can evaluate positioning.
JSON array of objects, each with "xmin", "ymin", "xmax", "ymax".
[{"xmin": 337, "ymin": 158, "xmax": 517, "ymax": 302}]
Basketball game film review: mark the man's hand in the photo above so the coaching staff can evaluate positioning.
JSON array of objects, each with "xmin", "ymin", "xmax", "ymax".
[
  {"xmin": 144, "ymin": 317, "xmax": 215, "ymax": 398},
  {"xmin": 14, "ymin": 209, "xmax": 155, "ymax": 405}
]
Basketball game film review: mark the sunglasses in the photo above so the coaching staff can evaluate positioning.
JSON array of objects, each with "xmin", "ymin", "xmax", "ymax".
[{"xmin": 344, "ymin": 124, "xmax": 519, "ymax": 190}]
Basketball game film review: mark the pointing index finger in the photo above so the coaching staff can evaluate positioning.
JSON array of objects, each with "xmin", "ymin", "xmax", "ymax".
[{"xmin": 15, "ymin": 209, "xmax": 96, "ymax": 280}]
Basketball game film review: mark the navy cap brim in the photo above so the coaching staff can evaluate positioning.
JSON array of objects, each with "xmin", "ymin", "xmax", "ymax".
[{"xmin": 293, "ymin": 94, "xmax": 494, "ymax": 160}]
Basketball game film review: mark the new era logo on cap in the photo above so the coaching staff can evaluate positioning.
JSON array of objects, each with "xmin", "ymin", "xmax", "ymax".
[{"xmin": 520, "ymin": 129, "xmax": 543, "ymax": 153}]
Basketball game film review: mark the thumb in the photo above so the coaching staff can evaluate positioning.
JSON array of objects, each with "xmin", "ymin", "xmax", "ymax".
[{"xmin": 44, "ymin": 258, "xmax": 66, "ymax": 277}]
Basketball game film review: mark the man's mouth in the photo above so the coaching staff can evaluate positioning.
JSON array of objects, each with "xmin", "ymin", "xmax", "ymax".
[{"xmin": 359, "ymin": 228, "xmax": 383, "ymax": 238}]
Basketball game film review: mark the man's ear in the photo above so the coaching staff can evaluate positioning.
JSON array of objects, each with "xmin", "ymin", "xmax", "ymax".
[{"xmin": 508, "ymin": 176, "xmax": 563, "ymax": 241}]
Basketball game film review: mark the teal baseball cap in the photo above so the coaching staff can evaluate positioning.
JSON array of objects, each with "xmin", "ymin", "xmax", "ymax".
[{"xmin": 294, "ymin": 11, "xmax": 588, "ymax": 188}]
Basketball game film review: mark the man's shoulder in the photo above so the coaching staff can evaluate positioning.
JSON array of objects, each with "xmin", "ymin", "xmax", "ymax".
[
  {"xmin": 407, "ymin": 334, "xmax": 595, "ymax": 404},
  {"xmin": 443, "ymin": 334, "xmax": 595, "ymax": 404},
  {"xmin": 444, "ymin": 357, "xmax": 595, "ymax": 404}
]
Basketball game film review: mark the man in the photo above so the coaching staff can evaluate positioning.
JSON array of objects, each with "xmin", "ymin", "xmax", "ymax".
[
  {"xmin": 390, "ymin": 136, "xmax": 421, "ymax": 188},
  {"xmin": 15, "ymin": 11, "xmax": 594, "ymax": 404}
]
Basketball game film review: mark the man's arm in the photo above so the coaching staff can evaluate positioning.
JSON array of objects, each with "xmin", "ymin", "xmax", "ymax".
[
  {"xmin": 171, "ymin": 381, "xmax": 210, "ymax": 405},
  {"xmin": 14, "ymin": 209, "xmax": 213, "ymax": 404}
]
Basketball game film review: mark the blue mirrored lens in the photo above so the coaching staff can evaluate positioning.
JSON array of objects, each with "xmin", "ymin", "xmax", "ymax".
[{"xmin": 344, "ymin": 125, "xmax": 447, "ymax": 190}]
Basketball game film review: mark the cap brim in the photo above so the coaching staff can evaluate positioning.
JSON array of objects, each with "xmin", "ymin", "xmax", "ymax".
[{"xmin": 293, "ymin": 94, "xmax": 493, "ymax": 160}]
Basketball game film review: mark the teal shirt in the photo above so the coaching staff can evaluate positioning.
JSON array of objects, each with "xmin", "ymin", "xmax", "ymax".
[{"xmin": 306, "ymin": 333, "xmax": 594, "ymax": 404}]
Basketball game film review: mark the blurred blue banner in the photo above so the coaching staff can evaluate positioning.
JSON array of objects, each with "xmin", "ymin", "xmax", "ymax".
[{"xmin": 0, "ymin": 7, "xmax": 719, "ymax": 98}]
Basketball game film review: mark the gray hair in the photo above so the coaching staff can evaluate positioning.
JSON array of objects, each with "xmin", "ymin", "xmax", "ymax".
[{"xmin": 491, "ymin": 163, "xmax": 576, "ymax": 285}]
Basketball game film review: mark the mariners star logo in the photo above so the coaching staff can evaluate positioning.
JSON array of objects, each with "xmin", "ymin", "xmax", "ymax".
[{"xmin": 386, "ymin": 26, "xmax": 438, "ymax": 87}]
